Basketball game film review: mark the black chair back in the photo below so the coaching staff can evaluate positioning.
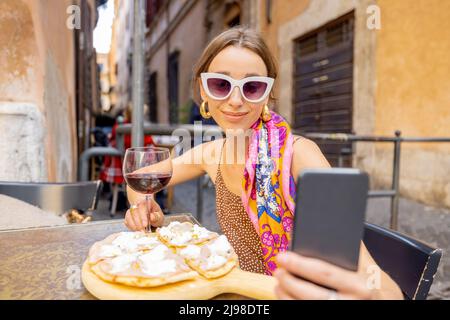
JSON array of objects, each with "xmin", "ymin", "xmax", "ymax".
[
  {"xmin": 0, "ymin": 181, "xmax": 102, "ymax": 215},
  {"xmin": 363, "ymin": 222, "xmax": 442, "ymax": 300}
]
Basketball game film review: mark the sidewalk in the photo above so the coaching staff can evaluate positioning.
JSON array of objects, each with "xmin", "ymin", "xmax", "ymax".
[
  {"xmin": 365, "ymin": 198, "xmax": 450, "ymax": 300},
  {"xmin": 95, "ymin": 178, "xmax": 450, "ymax": 299}
]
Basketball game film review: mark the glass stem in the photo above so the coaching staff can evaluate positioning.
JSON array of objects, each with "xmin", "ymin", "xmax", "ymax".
[{"xmin": 145, "ymin": 194, "xmax": 151, "ymax": 232}]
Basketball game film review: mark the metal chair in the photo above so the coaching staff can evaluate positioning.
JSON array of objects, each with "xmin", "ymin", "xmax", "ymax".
[
  {"xmin": 363, "ymin": 222, "xmax": 442, "ymax": 300},
  {"xmin": 0, "ymin": 180, "xmax": 103, "ymax": 216}
]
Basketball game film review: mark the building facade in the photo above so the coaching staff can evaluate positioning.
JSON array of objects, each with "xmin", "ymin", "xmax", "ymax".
[
  {"xmin": 0, "ymin": 0, "xmax": 103, "ymax": 183},
  {"xmin": 111, "ymin": 0, "xmax": 449, "ymax": 209},
  {"xmin": 258, "ymin": 0, "xmax": 450, "ymax": 208},
  {"xmin": 112, "ymin": 0, "xmax": 135, "ymax": 114},
  {"xmin": 97, "ymin": 53, "xmax": 112, "ymax": 112},
  {"xmin": 144, "ymin": 0, "xmax": 258, "ymax": 124}
]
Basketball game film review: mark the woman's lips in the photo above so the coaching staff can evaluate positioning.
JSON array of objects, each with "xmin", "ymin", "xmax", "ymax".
[{"xmin": 221, "ymin": 110, "xmax": 249, "ymax": 122}]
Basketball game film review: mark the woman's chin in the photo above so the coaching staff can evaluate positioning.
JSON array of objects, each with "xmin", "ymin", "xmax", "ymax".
[{"xmin": 217, "ymin": 116, "xmax": 259, "ymax": 132}]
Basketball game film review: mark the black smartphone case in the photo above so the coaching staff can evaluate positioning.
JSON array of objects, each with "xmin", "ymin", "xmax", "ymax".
[{"xmin": 290, "ymin": 168, "xmax": 369, "ymax": 271}]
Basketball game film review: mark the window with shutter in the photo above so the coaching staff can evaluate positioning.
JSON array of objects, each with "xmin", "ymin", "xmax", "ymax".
[
  {"xmin": 292, "ymin": 12, "xmax": 354, "ymax": 167},
  {"xmin": 168, "ymin": 51, "xmax": 179, "ymax": 124},
  {"xmin": 148, "ymin": 72, "xmax": 158, "ymax": 122}
]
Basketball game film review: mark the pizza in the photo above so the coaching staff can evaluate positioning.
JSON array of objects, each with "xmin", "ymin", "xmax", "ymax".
[
  {"xmin": 87, "ymin": 231, "xmax": 161, "ymax": 265},
  {"xmin": 90, "ymin": 243, "xmax": 198, "ymax": 287},
  {"xmin": 177, "ymin": 235, "xmax": 238, "ymax": 279},
  {"xmin": 86, "ymin": 222, "xmax": 237, "ymax": 288},
  {"xmin": 156, "ymin": 221, "xmax": 218, "ymax": 247},
  {"xmin": 88, "ymin": 231, "xmax": 197, "ymax": 287}
]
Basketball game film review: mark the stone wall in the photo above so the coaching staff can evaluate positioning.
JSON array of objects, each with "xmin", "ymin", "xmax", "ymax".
[
  {"xmin": 372, "ymin": 0, "xmax": 450, "ymax": 208},
  {"xmin": 0, "ymin": 0, "xmax": 85, "ymax": 182},
  {"xmin": 274, "ymin": 0, "xmax": 450, "ymax": 208}
]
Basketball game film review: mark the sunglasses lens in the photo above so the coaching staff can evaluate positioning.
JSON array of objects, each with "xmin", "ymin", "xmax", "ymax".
[
  {"xmin": 207, "ymin": 78, "xmax": 231, "ymax": 98},
  {"xmin": 243, "ymin": 81, "xmax": 268, "ymax": 101}
]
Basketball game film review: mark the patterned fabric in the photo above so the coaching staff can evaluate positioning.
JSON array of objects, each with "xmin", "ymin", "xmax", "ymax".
[
  {"xmin": 215, "ymin": 168, "xmax": 266, "ymax": 274},
  {"xmin": 242, "ymin": 111, "xmax": 296, "ymax": 275}
]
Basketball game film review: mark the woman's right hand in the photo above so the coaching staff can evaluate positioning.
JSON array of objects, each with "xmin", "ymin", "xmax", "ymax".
[{"xmin": 124, "ymin": 197, "xmax": 164, "ymax": 231}]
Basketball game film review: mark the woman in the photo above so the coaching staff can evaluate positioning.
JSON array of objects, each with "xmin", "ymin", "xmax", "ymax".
[{"xmin": 124, "ymin": 27, "xmax": 403, "ymax": 300}]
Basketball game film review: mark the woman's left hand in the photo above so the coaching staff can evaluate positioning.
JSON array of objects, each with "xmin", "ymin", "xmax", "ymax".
[{"xmin": 273, "ymin": 251, "xmax": 378, "ymax": 300}]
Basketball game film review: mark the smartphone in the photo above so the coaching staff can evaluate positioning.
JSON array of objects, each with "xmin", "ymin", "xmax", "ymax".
[{"xmin": 289, "ymin": 168, "xmax": 369, "ymax": 271}]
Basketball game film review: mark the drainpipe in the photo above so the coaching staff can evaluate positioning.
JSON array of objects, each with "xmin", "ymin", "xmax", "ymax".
[{"xmin": 131, "ymin": 0, "xmax": 146, "ymax": 147}]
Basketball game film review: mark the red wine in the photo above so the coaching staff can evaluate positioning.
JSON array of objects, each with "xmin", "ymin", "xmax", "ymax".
[{"xmin": 125, "ymin": 173, "xmax": 172, "ymax": 194}]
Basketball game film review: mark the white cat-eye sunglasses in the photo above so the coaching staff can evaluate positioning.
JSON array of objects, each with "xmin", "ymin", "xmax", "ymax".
[{"xmin": 200, "ymin": 72, "xmax": 274, "ymax": 103}]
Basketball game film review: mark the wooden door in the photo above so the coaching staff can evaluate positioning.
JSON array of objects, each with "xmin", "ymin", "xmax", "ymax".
[
  {"xmin": 293, "ymin": 13, "xmax": 354, "ymax": 167},
  {"xmin": 167, "ymin": 51, "xmax": 179, "ymax": 124},
  {"xmin": 148, "ymin": 71, "xmax": 158, "ymax": 122}
]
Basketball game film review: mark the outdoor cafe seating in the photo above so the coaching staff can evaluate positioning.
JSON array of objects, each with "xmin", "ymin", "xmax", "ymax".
[
  {"xmin": 0, "ymin": 180, "xmax": 102, "ymax": 216},
  {"xmin": 0, "ymin": 180, "xmax": 442, "ymax": 300}
]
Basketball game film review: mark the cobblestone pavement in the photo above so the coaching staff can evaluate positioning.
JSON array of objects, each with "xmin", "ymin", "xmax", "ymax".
[
  {"xmin": 94, "ymin": 178, "xmax": 450, "ymax": 300},
  {"xmin": 365, "ymin": 198, "xmax": 450, "ymax": 300}
]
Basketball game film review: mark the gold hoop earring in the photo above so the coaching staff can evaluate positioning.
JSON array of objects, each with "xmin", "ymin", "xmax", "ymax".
[
  {"xmin": 261, "ymin": 104, "xmax": 271, "ymax": 122},
  {"xmin": 200, "ymin": 101, "xmax": 211, "ymax": 119}
]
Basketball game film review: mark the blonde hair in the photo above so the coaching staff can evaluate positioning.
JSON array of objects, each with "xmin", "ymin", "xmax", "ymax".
[{"xmin": 192, "ymin": 26, "xmax": 278, "ymax": 105}]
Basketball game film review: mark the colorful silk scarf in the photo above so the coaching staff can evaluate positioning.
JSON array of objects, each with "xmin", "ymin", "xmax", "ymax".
[{"xmin": 242, "ymin": 111, "xmax": 296, "ymax": 275}]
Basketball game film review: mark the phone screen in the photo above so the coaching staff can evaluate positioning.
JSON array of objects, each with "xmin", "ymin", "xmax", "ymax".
[{"xmin": 290, "ymin": 168, "xmax": 368, "ymax": 271}]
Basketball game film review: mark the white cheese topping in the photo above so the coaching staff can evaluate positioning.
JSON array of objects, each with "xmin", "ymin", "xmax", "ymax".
[
  {"xmin": 170, "ymin": 232, "xmax": 192, "ymax": 246},
  {"xmin": 208, "ymin": 235, "xmax": 232, "ymax": 256},
  {"xmin": 109, "ymin": 253, "xmax": 138, "ymax": 274},
  {"xmin": 178, "ymin": 236, "xmax": 233, "ymax": 270},
  {"xmin": 159, "ymin": 221, "xmax": 181, "ymax": 237},
  {"xmin": 158, "ymin": 227, "xmax": 172, "ymax": 239},
  {"xmin": 140, "ymin": 259, "xmax": 177, "ymax": 277},
  {"xmin": 98, "ymin": 244, "xmax": 122, "ymax": 258},
  {"xmin": 110, "ymin": 232, "xmax": 159, "ymax": 253},
  {"xmin": 159, "ymin": 222, "xmax": 214, "ymax": 246},
  {"xmin": 138, "ymin": 244, "xmax": 170, "ymax": 263},
  {"xmin": 192, "ymin": 224, "xmax": 212, "ymax": 240},
  {"xmin": 204, "ymin": 255, "xmax": 228, "ymax": 270},
  {"xmin": 111, "ymin": 232, "xmax": 140, "ymax": 252},
  {"xmin": 138, "ymin": 245, "xmax": 177, "ymax": 276},
  {"xmin": 201, "ymin": 235, "xmax": 232, "ymax": 270},
  {"xmin": 179, "ymin": 245, "xmax": 201, "ymax": 260},
  {"xmin": 134, "ymin": 236, "xmax": 160, "ymax": 247}
]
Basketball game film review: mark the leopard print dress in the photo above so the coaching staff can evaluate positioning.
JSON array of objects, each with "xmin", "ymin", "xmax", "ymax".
[{"xmin": 214, "ymin": 143, "xmax": 266, "ymax": 274}]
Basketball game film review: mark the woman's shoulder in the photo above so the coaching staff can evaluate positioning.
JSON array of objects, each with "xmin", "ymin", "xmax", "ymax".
[
  {"xmin": 291, "ymin": 135, "xmax": 331, "ymax": 178},
  {"xmin": 292, "ymin": 135, "xmax": 323, "ymax": 154}
]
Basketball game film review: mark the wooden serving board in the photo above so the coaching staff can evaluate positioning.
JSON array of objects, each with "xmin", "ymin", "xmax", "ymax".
[{"xmin": 82, "ymin": 261, "xmax": 277, "ymax": 300}]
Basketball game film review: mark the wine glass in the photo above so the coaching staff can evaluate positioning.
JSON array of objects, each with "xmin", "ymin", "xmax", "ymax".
[{"xmin": 123, "ymin": 147, "xmax": 173, "ymax": 231}]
